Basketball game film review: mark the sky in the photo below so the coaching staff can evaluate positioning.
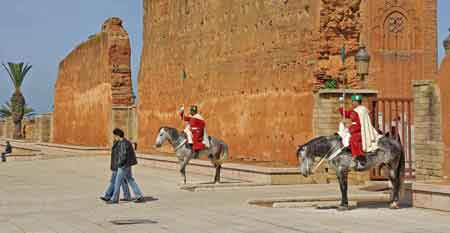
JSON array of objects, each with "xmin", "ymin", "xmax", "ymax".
[{"xmin": 0, "ymin": 0, "xmax": 449, "ymax": 113}]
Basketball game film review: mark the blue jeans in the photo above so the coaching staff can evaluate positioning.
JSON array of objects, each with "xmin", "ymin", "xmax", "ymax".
[
  {"xmin": 111, "ymin": 166, "xmax": 143, "ymax": 202},
  {"xmin": 104, "ymin": 171, "xmax": 131, "ymax": 200}
]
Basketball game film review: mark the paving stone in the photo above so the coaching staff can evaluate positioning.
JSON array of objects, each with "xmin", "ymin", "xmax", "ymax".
[{"xmin": 0, "ymin": 156, "xmax": 449, "ymax": 233}]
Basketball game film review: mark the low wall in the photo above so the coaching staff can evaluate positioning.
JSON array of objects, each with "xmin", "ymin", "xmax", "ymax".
[{"xmin": 0, "ymin": 114, "xmax": 53, "ymax": 143}]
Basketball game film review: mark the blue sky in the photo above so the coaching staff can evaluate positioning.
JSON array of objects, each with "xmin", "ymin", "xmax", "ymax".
[{"xmin": 0, "ymin": 1, "xmax": 449, "ymax": 113}]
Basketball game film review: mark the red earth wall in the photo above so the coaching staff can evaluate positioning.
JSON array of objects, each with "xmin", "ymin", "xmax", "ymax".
[
  {"xmin": 138, "ymin": 0, "xmax": 322, "ymax": 164},
  {"xmin": 53, "ymin": 18, "xmax": 133, "ymax": 147},
  {"xmin": 438, "ymin": 54, "xmax": 450, "ymax": 180}
]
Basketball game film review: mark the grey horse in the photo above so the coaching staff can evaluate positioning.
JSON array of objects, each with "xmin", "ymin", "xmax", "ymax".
[
  {"xmin": 154, "ymin": 127, "xmax": 229, "ymax": 184},
  {"xmin": 297, "ymin": 134, "xmax": 404, "ymax": 210}
]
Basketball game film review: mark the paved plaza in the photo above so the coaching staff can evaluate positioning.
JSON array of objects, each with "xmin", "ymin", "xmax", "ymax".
[{"xmin": 0, "ymin": 156, "xmax": 449, "ymax": 233}]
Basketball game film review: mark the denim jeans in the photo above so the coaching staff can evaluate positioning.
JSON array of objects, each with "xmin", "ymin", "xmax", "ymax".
[
  {"xmin": 111, "ymin": 166, "xmax": 143, "ymax": 202},
  {"xmin": 104, "ymin": 170, "xmax": 131, "ymax": 200}
]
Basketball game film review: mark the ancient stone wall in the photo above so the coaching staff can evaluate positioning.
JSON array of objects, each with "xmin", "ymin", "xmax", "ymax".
[
  {"xmin": 53, "ymin": 17, "xmax": 133, "ymax": 147},
  {"xmin": 362, "ymin": 0, "xmax": 438, "ymax": 98},
  {"xmin": 0, "ymin": 118, "xmax": 14, "ymax": 139},
  {"xmin": 27, "ymin": 114, "xmax": 52, "ymax": 142},
  {"xmin": 413, "ymin": 80, "xmax": 444, "ymax": 180},
  {"xmin": 138, "ymin": 0, "xmax": 324, "ymax": 164},
  {"xmin": 0, "ymin": 119, "xmax": 6, "ymax": 138},
  {"xmin": 437, "ymin": 54, "xmax": 450, "ymax": 180}
]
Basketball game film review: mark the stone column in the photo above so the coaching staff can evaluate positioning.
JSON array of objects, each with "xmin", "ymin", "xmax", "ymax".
[{"xmin": 413, "ymin": 80, "xmax": 444, "ymax": 181}]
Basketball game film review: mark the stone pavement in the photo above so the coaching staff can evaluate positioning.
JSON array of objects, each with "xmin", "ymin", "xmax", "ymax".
[{"xmin": 0, "ymin": 156, "xmax": 449, "ymax": 233}]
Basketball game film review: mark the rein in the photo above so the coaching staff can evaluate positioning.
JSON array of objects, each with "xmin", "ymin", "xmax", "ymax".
[
  {"xmin": 164, "ymin": 130, "xmax": 186, "ymax": 152},
  {"xmin": 311, "ymin": 143, "xmax": 340, "ymax": 173}
]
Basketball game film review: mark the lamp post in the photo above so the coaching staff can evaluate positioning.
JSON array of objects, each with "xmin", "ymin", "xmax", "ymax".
[
  {"xmin": 444, "ymin": 28, "xmax": 450, "ymax": 55},
  {"xmin": 355, "ymin": 43, "xmax": 371, "ymax": 89}
]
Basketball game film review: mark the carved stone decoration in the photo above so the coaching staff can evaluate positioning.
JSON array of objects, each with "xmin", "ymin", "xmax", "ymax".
[
  {"xmin": 385, "ymin": 0, "xmax": 399, "ymax": 9},
  {"xmin": 387, "ymin": 12, "xmax": 406, "ymax": 34},
  {"xmin": 365, "ymin": 0, "xmax": 437, "ymax": 98}
]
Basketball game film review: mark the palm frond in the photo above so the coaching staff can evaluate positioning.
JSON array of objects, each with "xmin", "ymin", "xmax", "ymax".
[{"xmin": 2, "ymin": 62, "xmax": 32, "ymax": 89}]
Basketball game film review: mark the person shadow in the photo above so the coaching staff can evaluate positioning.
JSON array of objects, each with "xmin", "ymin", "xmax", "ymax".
[{"xmin": 137, "ymin": 196, "xmax": 159, "ymax": 203}]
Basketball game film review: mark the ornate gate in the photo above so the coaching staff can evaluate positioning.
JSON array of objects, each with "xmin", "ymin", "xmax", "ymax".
[{"xmin": 370, "ymin": 98, "xmax": 415, "ymax": 180}]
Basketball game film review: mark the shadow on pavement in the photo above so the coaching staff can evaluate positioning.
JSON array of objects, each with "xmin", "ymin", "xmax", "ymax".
[{"xmin": 110, "ymin": 219, "xmax": 158, "ymax": 225}]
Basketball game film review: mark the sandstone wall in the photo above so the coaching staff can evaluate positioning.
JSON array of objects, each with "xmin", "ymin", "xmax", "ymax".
[
  {"xmin": 413, "ymin": 80, "xmax": 444, "ymax": 180},
  {"xmin": 23, "ymin": 114, "xmax": 52, "ymax": 142},
  {"xmin": 138, "ymin": 0, "xmax": 324, "ymax": 164},
  {"xmin": 362, "ymin": 0, "xmax": 437, "ymax": 98},
  {"xmin": 53, "ymin": 18, "xmax": 133, "ymax": 147},
  {"xmin": 437, "ymin": 55, "xmax": 450, "ymax": 180},
  {"xmin": 0, "ymin": 118, "xmax": 14, "ymax": 139}
]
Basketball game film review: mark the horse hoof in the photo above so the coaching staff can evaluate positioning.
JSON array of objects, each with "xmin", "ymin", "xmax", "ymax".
[{"xmin": 389, "ymin": 202, "xmax": 400, "ymax": 209}]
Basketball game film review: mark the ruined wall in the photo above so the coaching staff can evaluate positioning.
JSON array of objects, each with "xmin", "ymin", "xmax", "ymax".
[
  {"xmin": 24, "ymin": 114, "xmax": 52, "ymax": 142},
  {"xmin": 53, "ymin": 17, "xmax": 133, "ymax": 147},
  {"xmin": 362, "ymin": 0, "xmax": 437, "ymax": 98},
  {"xmin": 0, "ymin": 118, "xmax": 14, "ymax": 139},
  {"xmin": 139, "ymin": 0, "xmax": 325, "ymax": 164},
  {"xmin": 0, "ymin": 119, "xmax": 6, "ymax": 138},
  {"xmin": 437, "ymin": 54, "xmax": 450, "ymax": 180}
]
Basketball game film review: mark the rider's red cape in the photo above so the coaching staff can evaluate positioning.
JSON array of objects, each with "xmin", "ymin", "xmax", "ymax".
[
  {"xmin": 180, "ymin": 113, "xmax": 206, "ymax": 152},
  {"xmin": 339, "ymin": 108, "xmax": 363, "ymax": 157}
]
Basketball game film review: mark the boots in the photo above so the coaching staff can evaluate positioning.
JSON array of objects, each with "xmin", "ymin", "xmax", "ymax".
[
  {"xmin": 186, "ymin": 143, "xmax": 193, "ymax": 152},
  {"xmin": 352, "ymin": 156, "xmax": 367, "ymax": 170}
]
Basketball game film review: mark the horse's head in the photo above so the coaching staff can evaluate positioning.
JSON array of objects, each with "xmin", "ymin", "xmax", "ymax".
[
  {"xmin": 297, "ymin": 144, "xmax": 314, "ymax": 177},
  {"xmin": 154, "ymin": 127, "xmax": 169, "ymax": 148}
]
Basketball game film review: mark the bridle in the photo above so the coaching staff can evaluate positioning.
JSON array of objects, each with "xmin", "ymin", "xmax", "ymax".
[
  {"xmin": 300, "ymin": 142, "xmax": 341, "ymax": 174},
  {"xmin": 160, "ymin": 129, "xmax": 186, "ymax": 151}
]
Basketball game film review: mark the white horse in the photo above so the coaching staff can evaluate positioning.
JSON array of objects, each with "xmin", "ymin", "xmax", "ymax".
[{"xmin": 154, "ymin": 127, "xmax": 229, "ymax": 184}]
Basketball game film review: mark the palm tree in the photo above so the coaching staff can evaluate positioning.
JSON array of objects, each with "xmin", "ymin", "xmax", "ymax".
[
  {"xmin": 0, "ymin": 102, "xmax": 35, "ymax": 119},
  {"xmin": 2, "ymin": 62, "xmax": 32, "ymax": 139}
]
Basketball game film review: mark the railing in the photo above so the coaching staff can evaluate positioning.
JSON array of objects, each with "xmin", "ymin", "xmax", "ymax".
[{"xmin": 370, "ymin": 98, "xmax": 414, "ymax": 180}]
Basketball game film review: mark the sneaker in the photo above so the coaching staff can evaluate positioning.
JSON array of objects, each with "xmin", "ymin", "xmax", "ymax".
[
  {"xmin": 120, "ymin": 198, "xmax": 133, "ymax": 202},
  {"xmin": 134, "ymin": 197, "xmax": 145, "ymax": 203},
  {"xmin": 106, "ymin": 200, "xmax": 119, "ymax": 204},
  {"xmin": 99, "ymin": 196, "xmax": 110, "ymax": 202}
]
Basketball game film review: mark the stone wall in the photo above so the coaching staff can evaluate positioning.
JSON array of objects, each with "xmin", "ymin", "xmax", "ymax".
[
  {"xmin": 0, "ymin": 114, "xmax": 52, "ymax": 143},
  {"xmin": 313, "ymin": 89, "xmax": 378, "ymax": 137},
  {"xmin": 362, "ymin": 0, "xmax": 437, "ymax": 98},
  {"xmin": 25, "ymin": 114, "xmax": 52, "ymax": 142},
  {"xmin": 139, "ymin": 0, "xmax": 365, "ymax": 164},
  {"xmin": 112, "ymin": 106, "xmax": 137, "ymax": 143},
  {"xmin": 0, "ymin": 118, "xmax": 14, "ymax": 139},
  {"xmin": 437, "ymin": 53, "xmax": 450, "ymax": 180},
  {"xmin": 53, "ymin": 17, "xmax": 133, "ymax": 147},
  {"xmin": 413, "ymin": 80, "xmax": 444, "ymax": 180}
]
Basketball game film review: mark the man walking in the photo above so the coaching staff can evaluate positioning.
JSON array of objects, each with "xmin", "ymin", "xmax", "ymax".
[
  {"xmin": 107, "ymin": 128, "xmax": 144, "ymax": 204},
  {"xmin": 100, "ymin": 137, "xmax": 132, "ymax": 202},
  {"xmin": 1, "ymin": 141, "xmax": 12, "ymax": 162}
]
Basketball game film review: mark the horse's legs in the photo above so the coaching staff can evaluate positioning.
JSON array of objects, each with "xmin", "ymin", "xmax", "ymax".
[
  {"xmin": 387, "ymin": 164, "xmax": 401, "ymax": 209},
  {"xmin": 337, "ymin": 169, "xmax": 349, "ymax": 210},
  {"xmin": 180, "ymin": 153, "xmax": 194, "ymax": 184},
  {"xmin": 214, "ymin": 164, "xmax": 221, "ymax": 184}
]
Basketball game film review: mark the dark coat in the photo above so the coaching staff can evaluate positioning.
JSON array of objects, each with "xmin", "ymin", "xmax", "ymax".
[
  {"xmin": 111, "ymin": 139, "xmax": 138, "ymax": 170},
  {"xmin": 5, "ymin": 143, "xmax": 12, "ymax": 154}
]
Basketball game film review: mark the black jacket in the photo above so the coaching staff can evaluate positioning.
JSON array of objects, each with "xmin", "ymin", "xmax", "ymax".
[
  {"xmin": 5, "ymin": 144, "xmax": 12, "ymax": 154},
  {"xmin": 111, "ymin": 139, "xmax": 137, "ymax": 170}
]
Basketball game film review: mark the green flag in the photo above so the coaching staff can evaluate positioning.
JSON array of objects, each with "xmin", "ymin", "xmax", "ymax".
[{"xmin": 181, "ymin": 69, "xmax": 187, "ymax": 80}]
